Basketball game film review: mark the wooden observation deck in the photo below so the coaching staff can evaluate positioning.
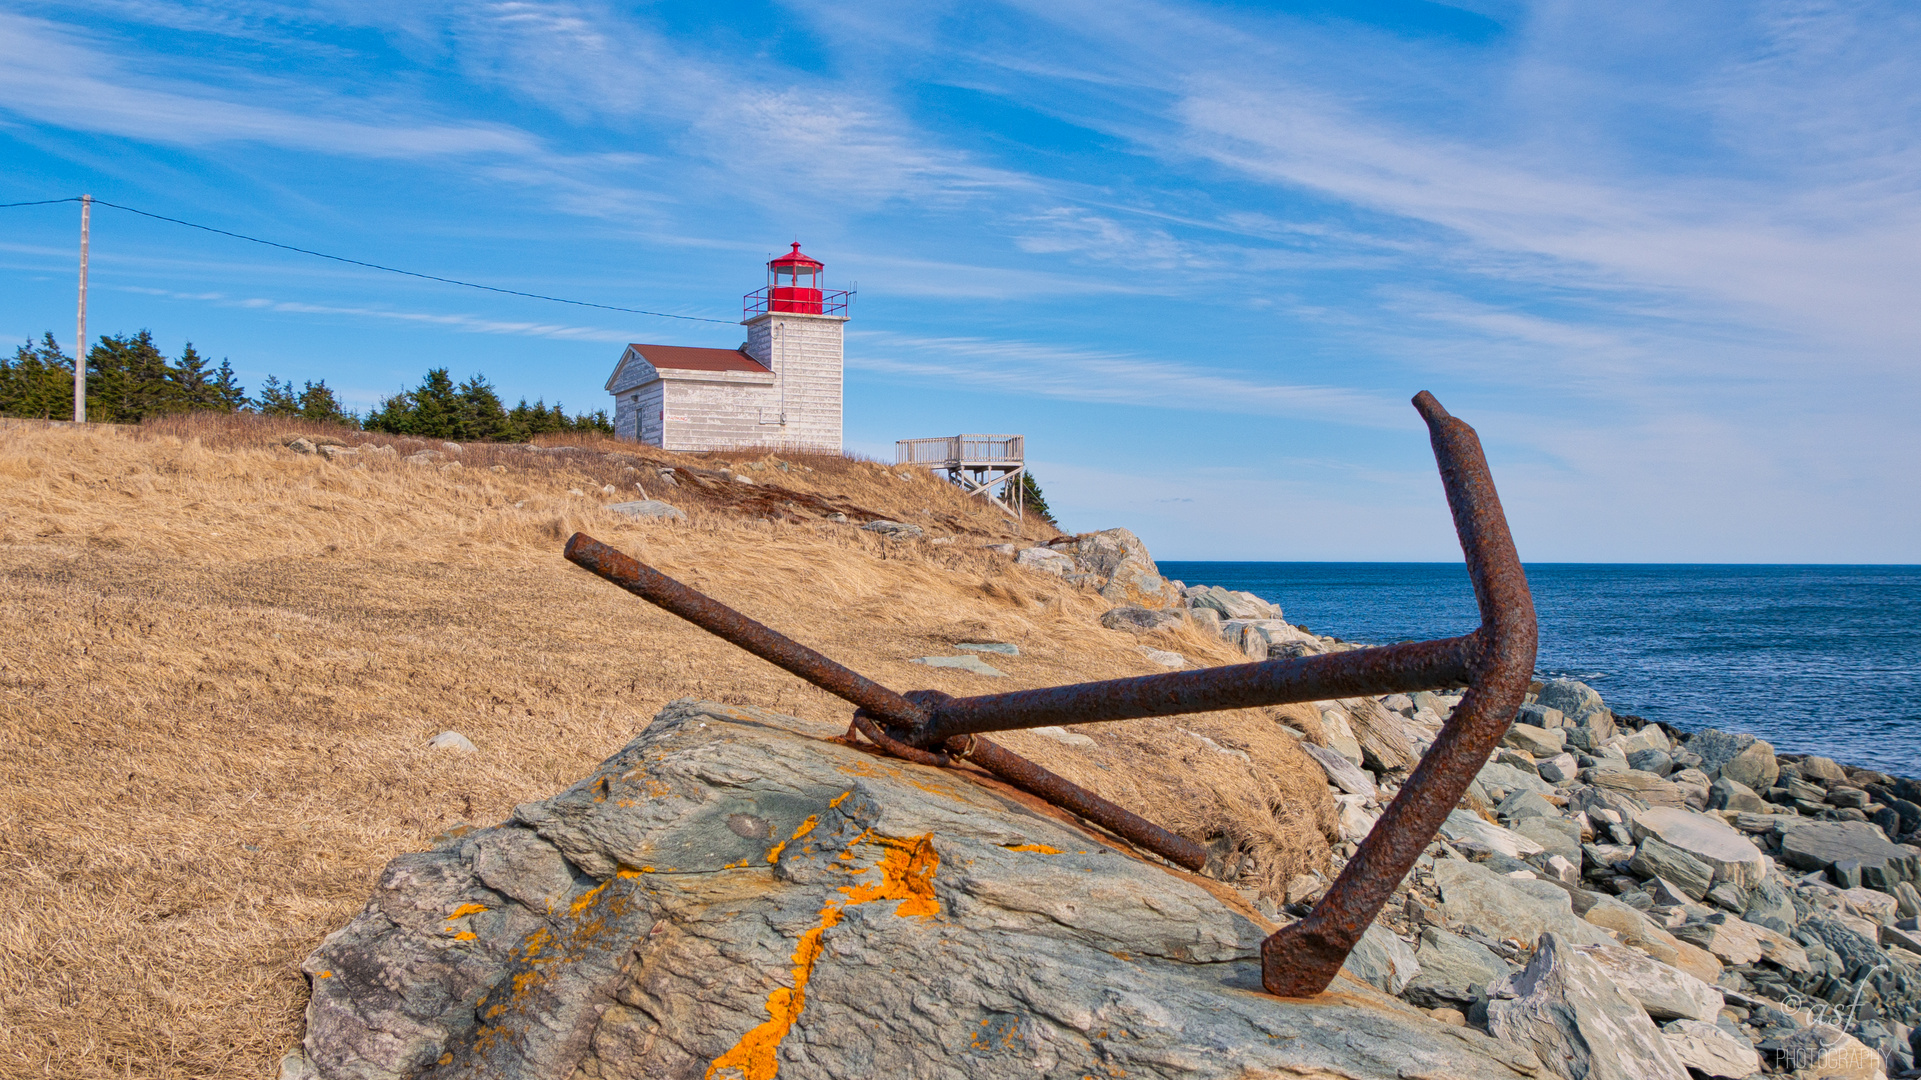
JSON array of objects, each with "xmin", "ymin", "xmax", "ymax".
[{"xmin": 896, "ymin": 434, "xmax": 1027, "ymax": 524}]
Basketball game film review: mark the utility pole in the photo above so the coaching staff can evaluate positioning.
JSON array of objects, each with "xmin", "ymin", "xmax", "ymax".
[{"xmin": 73, "ymin": 194, "xmax": 91, "ymax": 423}]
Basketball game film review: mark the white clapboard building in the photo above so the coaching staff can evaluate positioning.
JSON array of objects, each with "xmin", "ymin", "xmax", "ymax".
[{"xmin": 606, "ymin": 244, "xmax": 847, "ymax": 452}]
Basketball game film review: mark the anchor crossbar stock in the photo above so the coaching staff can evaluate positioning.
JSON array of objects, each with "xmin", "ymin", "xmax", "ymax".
[{"xmin": 562, "ymin": 390, "xmax": 1536, "ymax": 998}]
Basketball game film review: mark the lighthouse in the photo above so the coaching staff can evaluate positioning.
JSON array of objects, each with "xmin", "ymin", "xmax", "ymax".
[{"xmin": 605, "ymin": 243, "xmax": 848, "ymax": 452}]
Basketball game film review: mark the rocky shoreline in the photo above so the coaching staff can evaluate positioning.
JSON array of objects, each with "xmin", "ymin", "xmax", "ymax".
[{"xmin": 1015, "ymin": 526, "xmax": 1921, "ymax": 1079}]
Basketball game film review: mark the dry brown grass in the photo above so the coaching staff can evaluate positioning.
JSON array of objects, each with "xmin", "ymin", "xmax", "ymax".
[{"xmin": 0, "ymin": 415, "xmax": 1332, "ymax": 1080}]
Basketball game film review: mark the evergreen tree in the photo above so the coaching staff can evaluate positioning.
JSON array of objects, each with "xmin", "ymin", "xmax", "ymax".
[
  {"xmin": 209, "ymin": 358, "xmax": 247, "ymax": 412},
  {"xmin": 1018, "ymin": 471, "xmax": 1058, "ymax": 528},
  {"xmin": 408, "ymin": 368, "xmax": 461, "ymax": 439},
  {"xmin": 169, "ymin": 342, "xmax": 218, "ymax": 409},
  {"xmin": 0, "ymin": 333, "xmax": 77, "ymax": 420},
  {"xmin": 297, "ymin": 380, "xmax": 351, "ymax": 425},
  {"xmin": 363, "ymin": 390, "xmax": 413, "ymax": 434},
  {"xmin": 254, "ymin": 375, "xmax": 302, "ymax": 416},
  {"xmin": 456, "ymin": 375, "xmax": 511, "ymax": 441},
  {"xmin": 87, "ymin": 331, "xmax": 176, "ymax": 422}
]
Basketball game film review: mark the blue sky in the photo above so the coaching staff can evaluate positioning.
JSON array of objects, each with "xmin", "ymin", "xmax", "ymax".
[{"xmin": 3, "ymin": 1, "xmax": 1917, "ymax": 562}]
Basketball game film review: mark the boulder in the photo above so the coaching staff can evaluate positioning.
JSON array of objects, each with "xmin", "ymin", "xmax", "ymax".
[
  {"xmin": 1098, "ymin": 607, "xmax": 1186, "ymax": 635},
  {"xmin": 428, "ymin": 731, "xmax": 477, "ymax": 753},
  {"xmin": 1742, "ymin": 876, "xmax": 1799, "ymax": 935},
  {"xmin": 1135, "ymin": 645, "xmax": 1185, "ymax": 669},
  {"xmin": 1719, "ymin": 741, "xmax": 1779, "ymax": 792},
  {"xmin": 1629, "ymin": 807, "xmax": 1770, "ymax": 889},
  {"xmin": 1299, "ymin": 741, "xmax": 1376, "ymax": 798},
  {"xmin": 1538, "ymin": 753, "xmax": 1581, "ymax": 784},
  {"xmin": 1841, "ymin": 886, "xmax": 1901, "ymax": 925},
  {"xmin": 860, "ymin": 519, "xmax": 925, "ymax": 538},
  {"xmin": 1485, "ymin": 932, "xmax": 1692, "ymax": 1080},
  {"xmin": 605, "ymin": 499, "xmax": 685, "ymax": 521},
  {"xmin": 284, "ymin": 699, "xmax": 1546, "ymax": 1080},
  {"xmin": 1587, "ymin": 770, "xmax": 1687, "ymax": 808},
  {"xmin": 1799, "ymin": 755, "xmax": 1848, "ymax": 783},
  {"xmin": 1432, "ymin": 859, "xmax": 1612, "ymax": 947},
  {"xmin": 1686, "ymin": 730, "xmax": 1755, "ymax": 778},
  {"xmin": 910, "ymin": 654, "xmax": 1007, "ymax": 677},
  {"xmin": 287, "ymin": 436, "xmax": 317, "ymax": 454},
  {"xmin": 1440, "ymin": 810, "xmax": 1545, "ymax": 859},
  {"xmin": 1474, "ymin": 760, "xmax": 1555, "ymax": 802},
  {"xmin": 1777, "ymin": 1022, "xmax": 1888, "ymax": 1080},
  {"xmin": 1537, "ymin": 680, "xmax": 1606, "ymax": 724},
  {"xmin": 1517, "ymin": 703, "xmax": 1567, "ymax": 729},
  {"xmin": 1628, "ymin": 838, "xmax": 1716, "ymax": 900},
  {"xmin": 1504, "ymin": 724, "xmax": 1566, "ymax": 757},
  {"xmin": 1015, "ymin": 546, "xmax": 1076, "ymax": 575},
  {"xmin": 1186, "ymin": 585, "xmax": 1276, "ymax": 621},
  {"xmin": 1776, "ymin": 819, "xmax": 1921, "ymax": 889},
  {"xmin": 1342, "ymin": 924, "xmax": 1420, "ymax": 995},
  {"xmin": 1516, "ymin": 817, "xmax": 1584, "ymax": 865},
  {"xmin": 1626, "ymin": 749, "xmax": 1674, "ymax": 777},
  {"xmin": 1659, "ymin": 1019, "xmax": 1760, "ymax": 1079},
  {"xmin": 1100, "ymin": 554, "xmax": 1168, "ymax": 604},
  {"xmin": 1672, "ymin": 915, "xmax": 1809, "ymax": 971},
  {"xmin": 1569, "ymin": 941, "xmax": 1723, "ymax": 1022},
  {"xmin": 1707, "ymin": 778, "xmax": 1768, "ymax": 814},
  {"xmin": 1065, "ymin": 528, "xmax": 1156, "ymax": 581},
  {"xmin": 1403, "ymin": 926, "xmax": 1507, "ymax": 1009},
  {"xmin": 1497, "ymin": 790, "xmax": 1559, "ymax": 822}
]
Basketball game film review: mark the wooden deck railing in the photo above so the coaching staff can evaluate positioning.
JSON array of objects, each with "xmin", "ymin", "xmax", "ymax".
[{"xmin": 895, "ymin": 434, "xmax": 1023, "ymax": 467}]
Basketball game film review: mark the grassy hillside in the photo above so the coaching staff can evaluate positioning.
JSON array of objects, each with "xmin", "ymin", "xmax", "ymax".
[{"xmin": 0, "ymin": 414, "xmax": 1332, "ymax": 1079}]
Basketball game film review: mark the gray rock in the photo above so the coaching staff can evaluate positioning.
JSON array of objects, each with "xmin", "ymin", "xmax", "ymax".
[
  {"xmin": 860, "ymin": 519, "xmax": 925, "ymax": 538},
  {"xmin": 1342, "ymin": 924, "xmax": 1420, "ymax": 995},
  {"xmin": 1135, "ymin": 645, "xmax": 1185, "ymax": 669},
  {"xmin": 1099, "ymin": 606, "xmax": 1186, "ymax": 634},
  {"xmin": 956, "ymin": 642, "xmax": 1019, "ymax": 656},
  {"xmin": 1742, "ymin": 876, "xmax": 1798, "ymax": 935},
  {"xmin": 1719, "ymin": 741, "xmax": 1779, "ymax": 792},
  {"xmin": 287, "ymin": 436, "xmax": 317, "ymax": 454},
  {"xmin": 1474, "ymin": 760, "xmax": 1555, "ymax": 803},
  {"xmin": 1497, "ymin": 790, "xmax": 1559, "ymax": 822},
  {"xmin": 1628, "ymin": 838, "xmax": 1716, "ymax": 900},
  {"xmin": 1570, "ymin": 941, "xmax": 1723, "ymax": 1022},
  {"xmin": 1587, "ymin": 769, "xmax": 1687, "ymax": 808},
  {"xmin": 428, "ymin": 731, "xmax": 477, "ymax": 753},
  {"xmin": 1537, "ymin": 680, "xmax": 1605, "ymax": 723},
  {"xmin": 1799, "ymin": 755, "xmax": 1848, "ymax": 782},
  {"xmin": 1629, "ymin": 807, "xmax": 1770, "ymax": 889},
  {"xmin": 286, "ymin": 699, "xmax": 1544, "ymax": 1080},
  {"xmin": 1707, "ymin": 778, "xmax": 1768, "ymax": 814},
  {"xmin": 1433, "ymin": 859, "xmax": 1612, "ymax": 947},
  {"xmin": 1014, "ymin": 546, "xmax": 1075, "ymax": 575},
  {"xmin": 1776, "ymin": 818, "xmax": 1920, "ymax": 889},
  {"xmin": 1504, "ymin": 723, "xmax": 1565, "ymax": 757},
  {"xmin": 1686, "ymin": 730, "xmax": 1755, "ymax": 779},
  {"xmin": 1486, "ymin": 932, "xmax": 1691, "ymax": 1080},
  {"xmin": 1517, "ymin": 703, "xmax": 1567, "ymax": 729},
  {"xmin": 1895, "ymin": 881, "xmax": 1921, "ymax": 919},
  {"xmin": 1516, "ymin": 817, "xmax": 1584, "ymax": 865},
  {"xmin": 605, "ymin": 499, "xmax": 685, "ymax": 521},
  {"xmin": 1404, "ymin": 926, "xmax": 1507, "ymax": 1009},
  {"xmin": 1440, "ymin": 810, "xmax": 1545, "ymax": 859},
  {"xmin": 1776, "ymin": 1023, "xmax": 1885, "ymax": 1080},
  {"xmin": 1538, "ymin": 753, "xmax": 1581, "ymax": 784},
  {"xmin": 1299, "ymin": 741, "xmax": 1376, "ymax": 798},
  {"xmin": 909, "ymin": 654, "xmax": 1006, "ymax": 677},
  {"xmin": 1627, "ymin": 749, "xmax": 1674, "ymax": 777},
  {"xmin": 1659, "ymin": 1019, "xmax": 1760, "ymax": 1079}
]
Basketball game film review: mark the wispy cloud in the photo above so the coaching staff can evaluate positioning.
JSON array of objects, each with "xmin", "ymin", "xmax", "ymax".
[
  {"xmin": 118, "ymin": 285, "xmax": 637, "ymax": 342},
  {"xmin": 849, "ymin": 330, "xmax": 1401, "ymax": 425}
]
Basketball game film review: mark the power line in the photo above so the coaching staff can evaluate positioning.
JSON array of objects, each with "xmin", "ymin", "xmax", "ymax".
[{"xmin": 1, "ymin": 195, "xmax": 735, "ymax": 324}]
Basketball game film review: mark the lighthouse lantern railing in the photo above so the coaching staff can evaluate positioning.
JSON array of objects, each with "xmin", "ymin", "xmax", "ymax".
[{"xmin": 745, "ymin": 241, "xmax": 850, "ymax": 317}]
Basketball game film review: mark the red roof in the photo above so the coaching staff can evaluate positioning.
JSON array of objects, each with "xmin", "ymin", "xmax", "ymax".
[
  {"xmin": 626, "ymin": 343, "xmax": 768, "ymax": 373},
  {"xmin": 768, "ymin": 242, "xmax": 822, "ymax": 271}
]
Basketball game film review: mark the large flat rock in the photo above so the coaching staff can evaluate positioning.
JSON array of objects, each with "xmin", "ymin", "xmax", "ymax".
[
  {"xmin": 1628, "ymin": 806, "xmax": 1770, "ymax": 889},
  {"xmin": 282, "ymin": 700, "xmax": 1543, "ymax": 1080},
  {"xmin": 1776, "ymin": 819, "xmax": 1921, "ymax": 889}
]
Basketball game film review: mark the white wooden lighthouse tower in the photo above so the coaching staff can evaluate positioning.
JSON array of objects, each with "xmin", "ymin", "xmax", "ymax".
[{"xmin": 606, "ymin": 243, "xmax": 848, "ymax": 452}]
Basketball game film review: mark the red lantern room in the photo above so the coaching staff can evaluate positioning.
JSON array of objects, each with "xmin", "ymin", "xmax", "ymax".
[
  {"xmin": 744, "ymin": 243, "xmax": 850, "ymax": 319},
  {"xmin": 767, "ymin": 243, "xmax": 823, "ymax": 313}
]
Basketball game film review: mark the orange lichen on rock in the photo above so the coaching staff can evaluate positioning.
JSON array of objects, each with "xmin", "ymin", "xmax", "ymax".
[
  {"xmin": 704, "ymin": 833, "xmax": 939, "ymax": 1080},
  {"xmin": 764, "ymin": 814, "xmax": 818, "ymax": 864},
  {"xmin": 1003, "ymin": 844, "xmax": 1062, "ymax": 854}
]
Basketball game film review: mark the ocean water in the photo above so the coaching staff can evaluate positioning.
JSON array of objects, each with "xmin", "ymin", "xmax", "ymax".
[{"xmin": 1157, "ymin": 562, "xmax": 1921, "ymax": 778}]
